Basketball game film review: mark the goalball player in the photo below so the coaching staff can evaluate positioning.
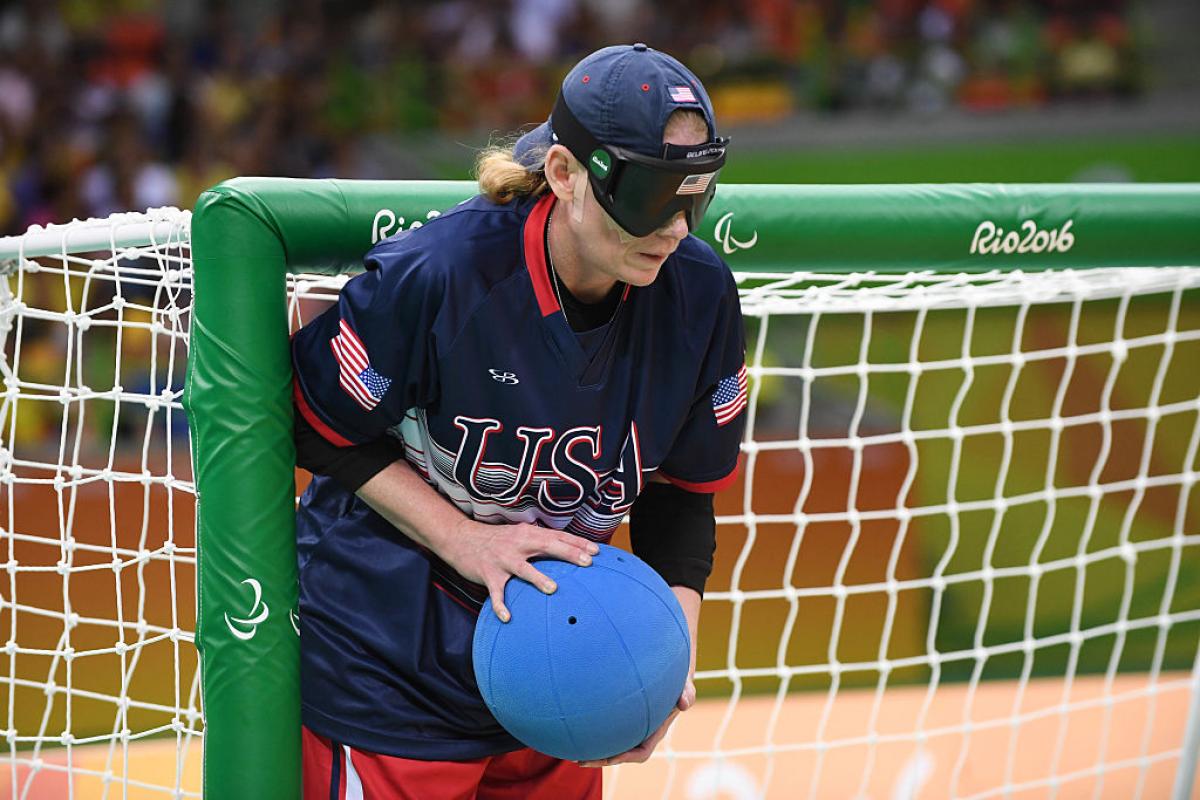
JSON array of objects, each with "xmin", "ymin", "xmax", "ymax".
[{"xmin": 290, "ymin": 43, "xmax": 747, "ymax": 798}]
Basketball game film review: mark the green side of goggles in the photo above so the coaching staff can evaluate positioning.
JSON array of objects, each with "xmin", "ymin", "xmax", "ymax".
[{"xmin": 550, "ymin": 94, "xmax": 729, "ymax": 238}]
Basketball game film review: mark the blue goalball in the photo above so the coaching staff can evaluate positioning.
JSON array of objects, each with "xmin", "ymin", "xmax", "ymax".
[{"xmin": 472, "ymin": 543, "xmax": 691, "ymax": 762}]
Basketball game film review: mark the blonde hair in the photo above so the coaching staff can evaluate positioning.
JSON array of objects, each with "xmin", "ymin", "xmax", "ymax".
[
  {"xmin": 475, "ymin": 142, "xmax": 550, "ymax": 205},
  {"xmin": 475, "ymin": 109, "xmax": 710, "ymax": 205}
]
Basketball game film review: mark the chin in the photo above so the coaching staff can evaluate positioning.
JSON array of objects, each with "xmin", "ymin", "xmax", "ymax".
[
  {"xmin": 624, "ymin": 253, "xmax": 667, "ymax": 284},
  {"xmin": 624, "ymin": 265, "xmax": 663, "ymax": 286}
]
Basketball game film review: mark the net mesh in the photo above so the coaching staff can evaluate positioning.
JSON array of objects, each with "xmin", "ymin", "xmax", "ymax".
[
  {"xmin": 0, "ymin": 210, "xmax": 200, "ymax": 796},
  {"xmin": 621, "ymin": 267, "xmax": 1200, "ymax": 799},
  {"xmin": 0, "ymin": 210, "xmax": 1198, "ymax": 799}
]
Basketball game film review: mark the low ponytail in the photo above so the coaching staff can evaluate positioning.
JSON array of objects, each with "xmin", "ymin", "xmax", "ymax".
[{"xmin": 475, "ymin": 144, "xmax": 549, "ymax": 205}]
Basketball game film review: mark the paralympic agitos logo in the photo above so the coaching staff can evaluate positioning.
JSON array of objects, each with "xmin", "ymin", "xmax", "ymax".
[
  {"xmin": 713, "ymin": 212, "xmax": 758, "ymax": 255},
  {"xmin": 224, "ymin": 578, "xmax": 270, "ymax": 641}
]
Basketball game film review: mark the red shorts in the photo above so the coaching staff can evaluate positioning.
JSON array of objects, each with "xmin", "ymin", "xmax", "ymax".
[{"xmin": 302, "ymin": 726, "xmax": 602, "ymax": 800}]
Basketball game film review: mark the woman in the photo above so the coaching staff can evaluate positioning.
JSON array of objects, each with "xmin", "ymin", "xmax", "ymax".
[{"xmin": 291, "ymin": 43, "xmax": 746, "ymax": 799}]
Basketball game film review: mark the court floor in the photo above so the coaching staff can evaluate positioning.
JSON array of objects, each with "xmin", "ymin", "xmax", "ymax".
[{"xmin": 2, "ymin": 673, "xmax": 1197, "ymax": 799}]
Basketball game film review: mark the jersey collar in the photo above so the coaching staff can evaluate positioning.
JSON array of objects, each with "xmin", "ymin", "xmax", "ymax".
[
  {"xmin": 522, "ymin": 193, "xmax": 633, "ymax": 320},
  {"xmin": 523, "ymin": 193, "xmax": 560, "ymax": 318}
]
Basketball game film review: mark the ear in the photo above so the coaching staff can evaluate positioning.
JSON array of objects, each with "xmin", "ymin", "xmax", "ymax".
[{"xmin": 544, "ymin": 144, "xmax": 581, "ymax": 204}]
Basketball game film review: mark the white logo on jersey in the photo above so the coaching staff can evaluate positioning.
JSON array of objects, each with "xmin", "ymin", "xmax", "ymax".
[
  {"xmin": 714, "ymin": 212, "xmax": 758, "ymax": 255},
  {"xmin": 489, "ymin": 369, "xmax": 520, "ymax": 385},
  {"xmin": 224, "ymin": 578, "xmax": 270, "ymax": 641},
  {"xmin": 450, "ymin": 416, "xmax": 643, "ymax": 519}
]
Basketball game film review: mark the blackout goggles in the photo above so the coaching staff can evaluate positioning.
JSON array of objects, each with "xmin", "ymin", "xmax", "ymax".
[{"xmin": 550, "ymin": 94, "xmax": 729, "ymax": 238}]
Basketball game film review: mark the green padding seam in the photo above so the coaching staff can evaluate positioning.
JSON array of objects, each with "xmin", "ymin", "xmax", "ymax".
[{"xmin": 184, "ymin": 178, "xmax": 1199, "ymax": 798}]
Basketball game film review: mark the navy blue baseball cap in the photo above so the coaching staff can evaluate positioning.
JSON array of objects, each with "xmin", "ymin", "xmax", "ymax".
[
  {"xmin": 515, "ymin": 43, "xmax": 728, "ymax": 237},
  {"xmin": 515, "ymin": 43, "xmax": 719, "ymax": 164}
]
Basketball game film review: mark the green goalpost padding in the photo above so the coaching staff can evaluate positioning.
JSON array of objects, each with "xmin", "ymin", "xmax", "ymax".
[{"xmin": 182, "ymin": 179, "xmax": 1199, "ymax": 798}]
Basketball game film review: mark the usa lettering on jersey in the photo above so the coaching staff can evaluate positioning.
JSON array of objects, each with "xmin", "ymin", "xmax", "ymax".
[
  {"xmin": 400, "ymin": 411, "xmax": 645, "ymax": 541},
  {"xmin": 331, "ymin": 319, "xmax": 392, "ymax": 411},
  {"xmin": 712, "ymin": 364, "xmax": 748, "ymax": 426}
]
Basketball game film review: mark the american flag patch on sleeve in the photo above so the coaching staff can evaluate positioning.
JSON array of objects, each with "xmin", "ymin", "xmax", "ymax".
[
  {"xmin": 330, "ymin": 319, "xmax": 392, "ymax": 411},
  {"xmin": 712, "ymin": 364, "xmax": 748, "ymax": 426}
]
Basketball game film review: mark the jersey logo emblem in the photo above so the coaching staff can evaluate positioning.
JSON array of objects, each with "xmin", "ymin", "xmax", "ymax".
[{"xmin": 489, "ymin": 369, "xmax": 520, "ymax": 385}]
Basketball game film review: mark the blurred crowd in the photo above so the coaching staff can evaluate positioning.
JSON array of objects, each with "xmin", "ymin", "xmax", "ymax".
[
  {"xmin": 0, "ymin": 0, "xmax": 1151, "ymax": 453},
  {"xmin": 0, "ymin": 0, "xmax": 1146, "ymax": 237}
]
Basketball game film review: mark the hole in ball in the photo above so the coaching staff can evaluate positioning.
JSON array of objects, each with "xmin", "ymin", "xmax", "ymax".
[{"xmin": 568, "ymin": 616, "xmax": 577, "ymax": 625}]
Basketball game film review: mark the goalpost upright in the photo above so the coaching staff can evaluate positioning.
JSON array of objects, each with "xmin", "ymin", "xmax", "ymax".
[
  {"xmin": 185, "ymin": 179, "xmax": 473, "ymax": 798},
  {"xmin": 0, "ymin": 180, "xmax": 1197, "ymax": 798}
]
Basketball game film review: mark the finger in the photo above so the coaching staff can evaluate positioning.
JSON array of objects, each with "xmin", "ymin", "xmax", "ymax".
[
  {"xmin": 540, "ymin": 527, "xmax": 600, "ymax": 561},
  {"xmin": 555, "ymin": 531, "xmax": 600, "ymax": 556},
  {"xmin": 619, "ymin": 744, "xmax": 654, "ymax": 765},
  {"xmin": 514, "ymin": 561, "xmax": 557, "ymax": 595},
  {"xmin": 581, "ymin": 741, "xmax": 652, "ymax": 768},
  {"xmin": 520, "ymin": 527, "xmax": 598, "ymax": 565},
  {"xmin": 485, "ymin": 580, "xmax": 511, "ymax": 624},
  {"xmin": 578, "ymin": 751, "xmax": 633, "ymax": 768},
  {"xmin": 516, "ymin": 525, "xmax": 597, "ymax": 554},
  {"xmin": 552, "ymin": 531, "xmax": 599, "ymax": 564},
  {"xmin": 548, "ymin": 536, "xmax": 596, "ymax": 567},
  {"xmin": 677, "ymin": 681, "xmax": 697, "ymax": 711},
  {"xmin": 627, "ymin": 709, "xmax": 676, "ymax": 759}
]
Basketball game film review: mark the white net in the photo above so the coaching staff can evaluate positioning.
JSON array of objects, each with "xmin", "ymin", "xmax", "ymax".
[
  {"xmin": 614, "ymin": 268, "xmax": 1200, "ymax": 799},
  {"xmin": 1, "ymin": 211, "xmax": 1198, "ymax": 799},
  {"xmin": 0, "ymin": 210, "xmax": 200, "ymax": 796}
]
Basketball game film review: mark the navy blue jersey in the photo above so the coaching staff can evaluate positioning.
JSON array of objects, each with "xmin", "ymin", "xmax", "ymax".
[{"xmin": 292, "ymin": 192, "xmax": 746, "ymax": 759}]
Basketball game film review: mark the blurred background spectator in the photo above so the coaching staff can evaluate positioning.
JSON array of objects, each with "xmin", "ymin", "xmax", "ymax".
[
  {"xmin": 1, "ymin": 0, "xmax": 1195, "ymax": 235},
  {"xmin": 0, "ymin": 0, "xmax": 1197, "ymax": 453}
]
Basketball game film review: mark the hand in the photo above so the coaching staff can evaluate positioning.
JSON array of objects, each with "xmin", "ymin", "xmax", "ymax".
[
  {"xmin": 577, "ymin": 677, "xmax": 696, "ymax": 768},
  {"xmin": 440, "ymin": 517, "xmax": 598, "ymax": 623}
]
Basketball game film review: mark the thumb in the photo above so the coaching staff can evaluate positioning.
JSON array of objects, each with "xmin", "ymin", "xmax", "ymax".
[{"xmin": 677, "ymin": 679, "xmax": 696, "ymax": 711}]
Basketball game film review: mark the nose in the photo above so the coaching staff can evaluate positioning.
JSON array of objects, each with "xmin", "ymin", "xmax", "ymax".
[{"xmin": 659, "ymin": 211, "xmax": 689, "ymax": 242}]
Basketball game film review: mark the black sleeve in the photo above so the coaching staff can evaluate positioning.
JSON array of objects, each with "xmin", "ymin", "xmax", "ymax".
[
  {"xmin": 294, "ymin": 403, "xmax": 406, "ymax": 492},
  {"xmin": 628, "ymin": 482, "xmax": 716, "ymax": 596}
]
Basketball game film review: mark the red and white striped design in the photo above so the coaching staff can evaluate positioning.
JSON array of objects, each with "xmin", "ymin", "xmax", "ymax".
[
  {"xmin": 669, "ymin": 85, "xmax": 697, "ymax": 103},
  {"xmin": 330, "ymin": 319, "xmax": 379, "ymax": 411},
  {"xmin": 713, "ymin": 364, "xmax": 748, "ymax": 427},
  {"xmin": 677, "ymin": 172, "xmax": 715, "ymax": 196}
]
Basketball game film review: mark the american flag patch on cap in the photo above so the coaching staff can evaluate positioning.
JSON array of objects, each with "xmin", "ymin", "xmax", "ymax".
[
  {"xmin": 669, "ymin": 85, "xmax": 697, "ymax": 103},
  {"xmin": 677, "ymin": 172, "xmax": 715, "ymax": 195},
  {"xmin": 712, "ymin": 364, "xmax": 748, "ymax": 426},
  {"xmin": 331, "ymin": 319, "xmax": 392, "ymax": 411}
]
